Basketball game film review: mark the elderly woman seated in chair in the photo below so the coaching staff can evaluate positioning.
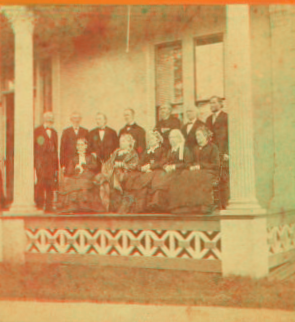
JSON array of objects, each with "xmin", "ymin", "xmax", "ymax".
[
  {"xmin": 94, "ymin": 133, "xmax": 139, "ymax": 212},
  {"xmin": 171, "ymin": 125, "xmax": 220, "ymax": 214},
  {"xmin": 122, "ymin": 130, "xmax": 167, "ymax": 213},
  {"xmin": 148, "ymin": 129, "xmax": 193, "ymax": 213},
  {"xmin": 58, "ymin": 138, "xmax": 103, "ymax": 213}
]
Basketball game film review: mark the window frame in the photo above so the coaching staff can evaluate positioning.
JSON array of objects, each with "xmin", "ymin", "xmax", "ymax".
[
  {"xmin": 194, "ymin": 33, "xmax": 225, "ymax": 106},
  {"xmin": 155, "ymin": 40, "xmax": 184, "ymax": 123}
]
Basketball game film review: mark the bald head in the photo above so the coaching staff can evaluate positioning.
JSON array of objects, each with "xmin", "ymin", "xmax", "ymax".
[
  {"xmin": 124, "ymin": 109, "xmax": 135, "ymax": 125},
  {"xmin": 186, "ymin": 108, "xmax": 197, "ymax": 122},
  {"xmin": 43, "ymin": 111, "xmax": 54, "ymax": 127},
  {"xmin": 159, "ymin": 103, "xmax": 172, "ymax": 120}
]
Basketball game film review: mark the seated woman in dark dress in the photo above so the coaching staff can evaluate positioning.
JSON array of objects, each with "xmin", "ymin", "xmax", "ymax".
[
  {"xmin": 122, "ymin": 130, "xmax": 167, "ymax": 213},
  {"xmin": 191, "ymin": 126, "xmax": 220, "ymax": 176},
  {"xmin": 148, "ymin": 129, "xmax": 193, "ymax": 212},
  {"xmin": 139, "ymin": 130, "xmax": 167, "ymax": 173},
  {"xmin": 170, "ymin": 125, "xmax": 220, "ymax": 214},
  {"xmin": 58, "ymin": 138, "xmax": 103, "ymax": 213},
  {"xmin": 94, "ymin": 134, "xmax": 139, "ymax": 212}
]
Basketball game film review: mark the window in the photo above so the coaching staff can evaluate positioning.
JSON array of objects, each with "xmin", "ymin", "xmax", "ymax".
[
  {"xmin": 194, "ymin": 34, "xmax": 224, "ymax": 103},
  {"xmin": 155, "ymin": 41, "xmax": 183, "ymax": 122}
]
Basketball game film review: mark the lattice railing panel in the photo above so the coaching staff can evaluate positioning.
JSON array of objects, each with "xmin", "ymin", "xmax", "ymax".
[
  {"xmin": 26, "ymin": 228, "xmax": 221, "ymax": 260},
  {"xmin": 268, "ymin": 223, "xmax": 295, "ymax": 255}
]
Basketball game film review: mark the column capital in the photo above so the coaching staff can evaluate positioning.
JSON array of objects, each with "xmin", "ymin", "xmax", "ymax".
[{"xmin": 1, "ymin": 6, "xmax": 35, "ymax": 35}]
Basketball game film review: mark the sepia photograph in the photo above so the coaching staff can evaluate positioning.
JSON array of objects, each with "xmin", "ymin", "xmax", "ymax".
[{"xmin": 0, "ymin": 3, "xmax": 294, "ymax": 321}]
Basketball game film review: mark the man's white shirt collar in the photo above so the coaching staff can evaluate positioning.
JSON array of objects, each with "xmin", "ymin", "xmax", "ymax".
[
  {"xmin": 44, "ymin": 125, "xmax": 52, "ymax": 138},
  {"xmin": 186, "ymin": 119, "xmax": 196, "ymax": 134},
  {"xmin": 73, "ymin": 126, "xmax": 80, "ymax": 134}
]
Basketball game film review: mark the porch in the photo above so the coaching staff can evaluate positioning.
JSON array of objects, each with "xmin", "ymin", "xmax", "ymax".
[{"xmin": 0, "ymin": 4, "xmax": 295, "ymax": 280}]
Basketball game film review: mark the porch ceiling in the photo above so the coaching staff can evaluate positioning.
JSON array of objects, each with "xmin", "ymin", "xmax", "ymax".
[{"xmin": 1, "ymin": 5, "xmax": 225, "ymax": 63}]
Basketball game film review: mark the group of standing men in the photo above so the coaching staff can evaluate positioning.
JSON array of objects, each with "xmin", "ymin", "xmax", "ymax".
[{"xmin": 34, "ymin": 96, "xmax": 229, "ymax": 213}]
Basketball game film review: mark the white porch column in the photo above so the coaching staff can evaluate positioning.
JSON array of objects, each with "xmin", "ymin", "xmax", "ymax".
[
  {"xmin": 220, "ymin": 5, "xmax": 268, "ymax": 278},
  {"xmin": 222, "ymin": 5, "xmax": 265, "ymax": 215},
  {"xmin": 3, "ymin": 6, "xmax": 39, "ymax": 214}
]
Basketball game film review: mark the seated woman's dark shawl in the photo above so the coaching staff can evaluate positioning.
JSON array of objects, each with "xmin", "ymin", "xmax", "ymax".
[
  {"xmin": 168, "ymin": 142, "xmax": 220, "ymax": 214},
  {"xmin": 57, "ymin": 153, "xmax": 104, "ymax": 213}
]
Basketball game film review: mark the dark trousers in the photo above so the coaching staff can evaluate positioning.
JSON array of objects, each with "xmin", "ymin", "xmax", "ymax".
[
  {"xmin": 35, "ymin": 176, "xmax": 55, "ymax": 210},
  {"xmin": 220, "ymin": 166, "xmax": 230, "ymax": 209}
]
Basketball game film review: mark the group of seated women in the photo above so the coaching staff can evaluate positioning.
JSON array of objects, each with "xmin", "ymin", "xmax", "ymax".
[{"xmin": 57, "ymin": 126, "xmax": 220, "ymax": 214}]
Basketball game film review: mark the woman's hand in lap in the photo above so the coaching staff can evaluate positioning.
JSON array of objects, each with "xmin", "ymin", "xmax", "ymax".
[
  {"xmin": 114, "ymin": 161, "xmax": 123, "ymax": 168},
  {"xmin": 164, "ymin": 164, "xmax": 175, "ymax": 173},
  {"xmin": 141, "ymin": 164, "xmax": 151, "ymax": 172},
  {"xmin": 190, "ymin": 165, "xmax": 200, "ymax": 171}
]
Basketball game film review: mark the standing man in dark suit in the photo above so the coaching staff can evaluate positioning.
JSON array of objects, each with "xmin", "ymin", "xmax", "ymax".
[
  {"xmin": 88, "ymin": 113, "xmax": 119, "ymax": 173},
  {"xmin": 155, "ymin": 103, "xmax": 181, "ymax": 149},
  {"xmin": 34, "ymin": 111, "xmax": 58, "ymax": 212},
  {"xmin": 60, "ymin": 112, "xmax": 88, "ymax": 172},
  {"xmin": 181, "ymin": 108, "xmax": 204, "ymax": 151},
  {"xmin": 206, "ymin": 96, "xmax": 229, "ymax": 209},
  {"xmin": 119, "ymin": 109, "xmax": 146, "ymax": 156}
]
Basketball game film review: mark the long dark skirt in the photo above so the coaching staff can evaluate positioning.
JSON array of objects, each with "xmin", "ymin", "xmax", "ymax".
[
  {"xmin": 57, "ymin": 174, "xmax": 105, "ymax": 213},
  {"xmin": 166, "ymin": 169, "xmax": 216, "ymax": 213},
  {"xmin": 122, "ymin": 170, "xmax": 166, "ymax": 213},
  {"xmin": 124, "ymin": 169, "xmax": 216, "ymax": 214}
]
